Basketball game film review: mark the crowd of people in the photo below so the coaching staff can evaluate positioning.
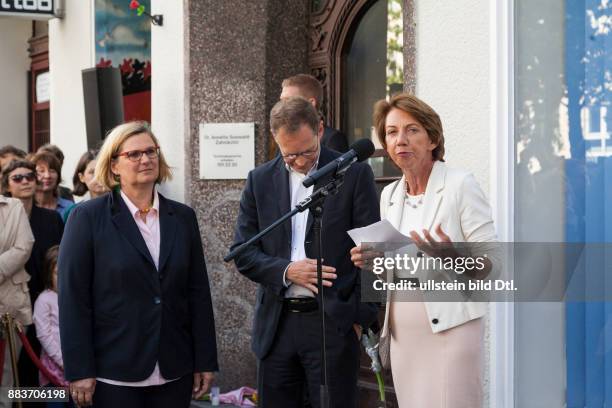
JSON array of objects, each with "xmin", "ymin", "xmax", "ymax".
[
  {"xmin": 0, "ymin": 73, "xmax": 496, "ymax": 408},
  {"xmin": 0, "ymin": 144, "xmax": 105, "ymax": 408}
]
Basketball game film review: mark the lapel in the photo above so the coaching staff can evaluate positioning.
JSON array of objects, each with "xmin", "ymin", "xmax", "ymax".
[
  {"xmin": 158, "ymin": 194, "xmax": 176, "ymax": 273},
  {"xmin": 421, "ymin": 161, "xmax": 446, "ymax": 231},
  {"xmin": 386, "ymin": 178, "xmax": 405, "ymax": 229},
  {"xmin": 272, "ymin": 157, "xmax": 292, "ymax": 247},
  {"xmin": 305, "ymin": 147, "xmax": 335, "ymax": 236},
  {"xmin": 110, "ymin": 189, "xmax": 156, "ymax": 270}
]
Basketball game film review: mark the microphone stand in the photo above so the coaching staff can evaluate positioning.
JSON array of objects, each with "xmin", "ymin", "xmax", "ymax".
[{"xmin": 225, "ymin": 172, "xmax": 347, "ymax": 408}]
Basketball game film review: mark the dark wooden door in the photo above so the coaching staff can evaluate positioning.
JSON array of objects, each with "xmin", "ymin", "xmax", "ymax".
[
  {"xmin": 29, "ymin": 28, "xmax": 50, "ymax": 151},
  {"xmin": 307, "ymin": 1, "xmax": 411, "ymax": 405}
]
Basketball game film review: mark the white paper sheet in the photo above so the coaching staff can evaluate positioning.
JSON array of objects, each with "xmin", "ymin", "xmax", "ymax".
[{"xmin": 347, "ymin": 219, "xmax": 413, "ymax": 246}]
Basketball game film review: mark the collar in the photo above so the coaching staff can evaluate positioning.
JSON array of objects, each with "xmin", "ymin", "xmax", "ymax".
[
  {"xmin": 0, "ymin": 196, "xmax": 9, "ymax": 205},
  {"xmin": 120, "ymin": 188, "xmax": 160, "ymax": 218},
  {"xmin": 56, "ymin": 197, "xmax": 73, "ymax": 210},
  {"xmin": 389, "ymin": 161, "xmax": 446, "ymax": 206}
]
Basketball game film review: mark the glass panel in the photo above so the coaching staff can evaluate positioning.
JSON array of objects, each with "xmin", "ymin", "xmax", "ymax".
[
  {"xmin": 35, "ymin": 71, "xmax": 50, "ymax": 103},
  {"xmin": 342, "ymin": 0, "xmax": 404, "ymax": 178},
  {"xmin": 514, "ymin": 0, "xmax": 612, "ymax": 406}
]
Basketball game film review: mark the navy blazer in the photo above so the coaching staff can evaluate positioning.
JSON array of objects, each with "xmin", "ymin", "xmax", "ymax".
[
  {"xmin": 231, "ymin": 147, "xmax": 380, "ymax": 359},
  {"xmin": 321, "ymin": 126, "xmax": 349, "ymax": 153},
  {"xmin": 58, "ymin": 190, "xmax": 218, "ymax": 382}
]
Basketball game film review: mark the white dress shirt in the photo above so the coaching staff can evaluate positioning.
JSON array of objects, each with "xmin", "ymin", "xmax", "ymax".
[{"xmin": 283, "ymin": 160, "xmax": 318, "ymax": 298}]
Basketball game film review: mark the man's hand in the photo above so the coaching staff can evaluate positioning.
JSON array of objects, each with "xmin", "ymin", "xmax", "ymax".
[
  {"xmin": 193, "ymin": 371, "xmax": 214, "ymax": 399},
  {"xmin": 350, "ymin": 245, "xmax": 382, "ymax": 269},
  {"xmin": 286, "ymin": 258, "xmax": 336, "ymax": 294},
  {"xmin": 70, "ymin": 378, "xmax": 96, "ymax": 407}
]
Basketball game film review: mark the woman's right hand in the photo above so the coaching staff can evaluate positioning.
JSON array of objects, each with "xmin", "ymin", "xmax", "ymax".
[
  {"xmin": 350, "ymin": 245, "xmax": 379, "ymax": 269},
  {"xmin": 70, "ymin": 378, "xmax": 96, "ymax": 407}
]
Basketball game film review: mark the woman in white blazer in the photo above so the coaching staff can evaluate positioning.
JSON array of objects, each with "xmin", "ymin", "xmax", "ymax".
[{"xmin": 351, "ymin": 93, "xmax": 497, "ymax": 408}]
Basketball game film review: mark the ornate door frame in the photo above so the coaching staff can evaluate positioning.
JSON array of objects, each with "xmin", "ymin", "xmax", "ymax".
[
  {"xmin": 307, "ymin": 3, "xmax": 416, "ymax": 405},
  {"xmin": 308, "ymin": 0, "xmax": 416, "ymax": 130}
]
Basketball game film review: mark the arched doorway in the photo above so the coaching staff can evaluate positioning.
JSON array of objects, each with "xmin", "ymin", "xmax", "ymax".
[
  {"xmin": 309, "ymin": 0, "xmax": 415, "ymax": 187},
  {"xmin": 308, "ymin": 1, "xmax": 415, "ymax": 405}
]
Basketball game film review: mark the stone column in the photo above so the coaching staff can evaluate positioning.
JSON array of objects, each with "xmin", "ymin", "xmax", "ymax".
[{"xmin": 186, "ymin": 0, "xmax": 308, "ymax": 391}]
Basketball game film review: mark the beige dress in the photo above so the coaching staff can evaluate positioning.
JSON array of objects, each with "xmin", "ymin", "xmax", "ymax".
[
  {"xmin": 0, "ymin": 196, "xmax": 34, "ymax": 407},
  {"xmin": 389, "ymin": 194, "xmax": 483, "ymax": 408}
]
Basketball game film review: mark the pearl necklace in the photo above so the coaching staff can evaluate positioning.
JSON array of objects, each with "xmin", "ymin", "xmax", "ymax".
[
  {"xmin": 405, "ymin": 193, "xmax": 424, "ymax": 209},
  {"xmin": 404, "ymin": 180, "xmax": 424, "ymax": 208}
]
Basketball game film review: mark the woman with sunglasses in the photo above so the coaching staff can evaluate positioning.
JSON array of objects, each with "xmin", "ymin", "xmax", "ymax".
[
  {"xmin": 1, "ymin": 160, "xmax": 64, "ymax": 391},
  {"xmin": 2, "ymin": 160, "xmax": 64, "ymax": 302}
]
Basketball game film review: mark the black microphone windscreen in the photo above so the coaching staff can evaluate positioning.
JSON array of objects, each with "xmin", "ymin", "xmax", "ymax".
[{"xmin": 351, "ymin": 139, "xmax": 376, "ymax": 161}]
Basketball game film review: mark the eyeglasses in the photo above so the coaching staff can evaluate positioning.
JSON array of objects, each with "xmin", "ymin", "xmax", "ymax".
[
  {"xmin": 114, "ymin": 147, "xmax": 160, "ymax": 162},
  {"xmin": 280, "ymin": 143, "xmax": 319, "ymax": 161},
  {"xmin": 10, "ymin": 172, "xmax": 36, "ymax": 183}
]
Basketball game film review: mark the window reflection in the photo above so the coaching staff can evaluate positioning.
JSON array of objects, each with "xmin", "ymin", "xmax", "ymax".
[
  {"xmin": 342, "ymin": 0, "xmax": 404, "ymax": 178},
  {"xmin": 514, "ymin": 0, "xmax": 611, "ymax": 406}
]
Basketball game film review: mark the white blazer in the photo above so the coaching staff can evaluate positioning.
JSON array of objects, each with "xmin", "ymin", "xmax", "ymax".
[{"xmin": 380, "ymin": 161, "xmax": 497, "ymax": 336}]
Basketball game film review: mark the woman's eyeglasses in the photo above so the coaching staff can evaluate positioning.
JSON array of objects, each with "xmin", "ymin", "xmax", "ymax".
[
  {"xmin": 114, "ymin": 147, "xmax": 160, "ymax": 162},
  {"xmin": 10, "ymin": 173, "xmax": 36, "ymax": 183}
]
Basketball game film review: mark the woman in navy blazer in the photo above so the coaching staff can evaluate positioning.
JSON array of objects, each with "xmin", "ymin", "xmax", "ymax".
[{"xmin": 58, "ymin": 121, "xmax": 218, "ymax": 407}]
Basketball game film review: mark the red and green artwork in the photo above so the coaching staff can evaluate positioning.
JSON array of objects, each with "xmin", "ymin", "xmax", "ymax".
[{"xmin": 95, "ymin": 0, "xmax": 151, "ymax": 122}]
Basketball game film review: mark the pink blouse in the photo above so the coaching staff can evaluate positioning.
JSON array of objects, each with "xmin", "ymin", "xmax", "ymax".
[{"xmin": 33, "ymin": 289, "xmax": 68, "ymax": 386}]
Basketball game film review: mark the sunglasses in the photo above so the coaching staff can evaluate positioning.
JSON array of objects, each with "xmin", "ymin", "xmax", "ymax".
[{"xmin": 10, "ymin": 172, "xmax": 36, "ymax": 183}]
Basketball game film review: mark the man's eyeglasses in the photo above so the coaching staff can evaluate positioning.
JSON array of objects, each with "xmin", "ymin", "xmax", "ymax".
[
  {"xmin": 114, "ymin": 147, "xmax": 160, "ymax": 162},
  {"xmin": 10, "ymin": 173, "xmax": 36, "ymax": 183},
  {"xmin": 281, "ymin": 145, "xmax": 319, "ymax": 161}
]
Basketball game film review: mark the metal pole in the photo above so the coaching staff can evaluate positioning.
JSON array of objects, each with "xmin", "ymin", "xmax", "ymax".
[{"xmin": 3, "ymin": 313, "xmax": 22, "ymax": 408}]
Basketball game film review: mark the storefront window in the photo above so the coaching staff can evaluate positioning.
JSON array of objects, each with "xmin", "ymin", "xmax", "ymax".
[{"xmin": 514, "ymin": 0, "xmax": 611, "ymax": 405}]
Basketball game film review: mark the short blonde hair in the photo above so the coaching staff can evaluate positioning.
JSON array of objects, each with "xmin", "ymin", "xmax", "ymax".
[{"xmin": 95, "ymin": 121, "xmax": 172, "ymax": 190}]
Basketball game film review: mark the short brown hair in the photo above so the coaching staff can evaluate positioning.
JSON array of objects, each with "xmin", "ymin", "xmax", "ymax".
[
  {"xmin": 270, "ymin": 97, "xmax": 320, "ymax": 136},
  {"xmin": 282, "ymin": 74, "xmax": 323, "ymax": 109},
  {"xmin": 95, "ymin": 121, "xmax": 172, "ymax": 191},
  {"xmin": 0, "ymin": 145, "xmax": 27, "ymax": 160},
  {"xmin": 373, "ymin": 93, "xmax": 445, "ymax": 162},
  {"xmin": 30, "ymin": 151, "xmax": 63, "ymax": 193},
  {"xmin": 37, "ymin": 144, "xmax": 65, "ymax": 166},
  {"xmin": 43, "ymin": 245, "xmax": 60, "ymax": 290},
  {"xmin": 1, "ymin": 160, "xmax": 36, "ymax": 197}
]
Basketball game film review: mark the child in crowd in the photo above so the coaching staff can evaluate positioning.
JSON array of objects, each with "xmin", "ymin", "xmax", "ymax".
[{"xmin": 33, "ymin": 245, "xmax": 72, "ymax": 407}]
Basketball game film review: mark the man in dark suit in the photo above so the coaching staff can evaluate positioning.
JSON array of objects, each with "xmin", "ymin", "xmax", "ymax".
[
  {"xmin": 281, "ymin": 74, "xmax": 349, "ymax": 153},
  {"xmin": 231, "ymin": 97, "xmax": 379, "ymax": 407}
]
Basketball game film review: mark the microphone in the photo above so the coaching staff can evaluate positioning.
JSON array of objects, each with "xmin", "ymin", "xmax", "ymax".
[{"xmin": 303, "ymin": 138, "xmax": 375, "ymax": 188}]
